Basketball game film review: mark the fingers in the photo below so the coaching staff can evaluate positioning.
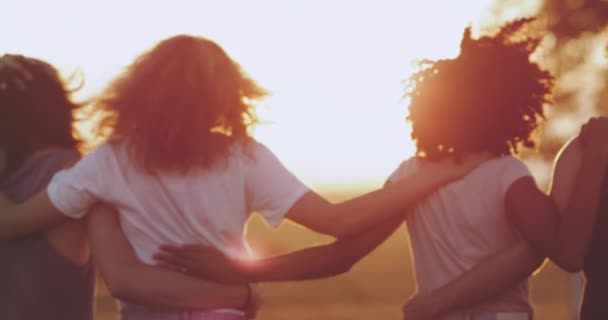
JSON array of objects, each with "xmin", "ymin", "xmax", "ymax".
[
  {"xmin": 155, "ymin": 260, "xmax": 186, "ymax": 273},
  {"xmin": 159, "ymin": 244, "xmax": 225, "ymax": 259},
  {"xmin": 152, "ymin": 251, "xmax": 197, "ymax": 274}
]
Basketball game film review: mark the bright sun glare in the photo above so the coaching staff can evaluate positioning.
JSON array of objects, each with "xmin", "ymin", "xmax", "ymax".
[{"xmin": 2, "ymin": 0, "xmax": 496, "ymax": 189}]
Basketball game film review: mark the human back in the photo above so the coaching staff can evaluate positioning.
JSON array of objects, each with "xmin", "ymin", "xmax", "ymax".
[
  {"xmin": 50, "ymin": 139, "xmax": 308, "ymax": 264},
  {"xmin": 390, "ymin": 156, "xmax": 533, "ymax": 313},
  {"xmin": 396, "ymin": 18, "xmax": 553, "ymax": 318}
]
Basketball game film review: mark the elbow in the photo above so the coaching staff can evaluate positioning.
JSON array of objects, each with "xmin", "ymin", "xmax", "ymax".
[
  {"xmin": 552, "ymin": 249, "xmax": 585, "ymax": 273},
  {"xmin": 559, "ymin": 261, "xmax": 584, "ymax": 273},
  {"xmin": 528, "ymin": 253, "xmax": 546, "ymax": 272},
  {"xmin": 100, "ymin": 267, "xmax": 136, "ymax": 301},
  {"xmin": 104, "ymin": 274, "xmax": 131, "ymax": 301},
  {"xmin": 323, "ymin": 254, "xmax": 358, "ymax": 277},
  {"xmin": 328, "ymin": 260, "xmax": 355, "ymax": 277},
  {"xmin": 105, "ymin": 280, "xmax": 128, "ymax": 301},
  {"xmin": 555, "ymin": 256, "xmax": 585, "ymax": 273},
  {"xmin": 312, "ymin": 263, "xmax": 352, "ymax": 278}
]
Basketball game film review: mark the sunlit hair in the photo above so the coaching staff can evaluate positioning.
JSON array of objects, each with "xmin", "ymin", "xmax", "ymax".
[
  {"xmin": 92, "ymin": 35, "xmax": 267, "ymax": 173},
  {"xmin": 405, "ymin": 18, "xmax": 553, "ymax": 160},
  {"xmin": 0, "ymin": 54, "xmax": 81, "ymax": 175}
]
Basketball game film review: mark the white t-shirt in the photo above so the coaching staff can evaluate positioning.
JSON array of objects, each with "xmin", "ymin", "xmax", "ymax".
[
  {"xmin": 389, "ymin": 156, "xmax": 533, "ymax": 314},
  {"xmin": 47, "ymin": 140, "xmax": 310, "ymax": 264}
]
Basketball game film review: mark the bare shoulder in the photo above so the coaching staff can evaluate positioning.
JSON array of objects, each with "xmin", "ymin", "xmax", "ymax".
[
  {"xmin": 549, "ymin": 137, "xmax": 583, "ymax": 202},
  {"xmin": 553, "ymin": 137, "xmax": 583, "ymax": 173}
]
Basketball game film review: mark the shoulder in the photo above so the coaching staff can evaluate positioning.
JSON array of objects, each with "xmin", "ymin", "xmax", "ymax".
[
  {"xmin": 34, "ymin": 147, "xmax": 81, "ymax": 173},
  {"xmin": 77, "ymin": 143, "xmax": 117, "ymax": 165},
  {"xmin": 496, "ymin": 154, "xmax": 527, "ymax": 166},
  {"xmin": 240, "ymin": 139, "xmax": 280, "ymax": 163},
  {"xmin": 242, "ymin": 139, "xmax": 270, "ymax": 154},
  {"xmin": 492, "ymin": 155, "xmax": 531, "ymax": 176},
  {"xmin": 387, "ymin": 157, "xmax": 421, "ymax": 184},
  {"xmin": 553, "ymin": 137, "xmax": 583, "ymax": 172},
  {"xmin": 549, "ymin": 137, "xmax": 583, "ymax": 199}
]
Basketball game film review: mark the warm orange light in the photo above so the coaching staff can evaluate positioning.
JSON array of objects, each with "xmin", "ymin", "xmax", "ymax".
[{"xmin": 2, "ymin": 0, "xmax": 505, "ymax": 189}]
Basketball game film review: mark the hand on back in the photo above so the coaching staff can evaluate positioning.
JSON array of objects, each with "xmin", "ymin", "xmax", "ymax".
[
  {"xmin": 424, "ymin": 153, "xmax": 492, "ymax": 182},
  {"xmin": 154, "ymin": 244, "xmax": 248, "ymax": 284}
]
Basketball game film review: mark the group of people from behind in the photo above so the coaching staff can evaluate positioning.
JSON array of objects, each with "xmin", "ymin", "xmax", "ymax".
[{"xmin": 1, "ymin": 17, "xmax": 607, "ymax": 320}]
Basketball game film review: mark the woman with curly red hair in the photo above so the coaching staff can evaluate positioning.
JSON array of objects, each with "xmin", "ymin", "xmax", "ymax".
[{"xmin": 0, "ymin": 35, "xmax": 481, "ymax": 319}]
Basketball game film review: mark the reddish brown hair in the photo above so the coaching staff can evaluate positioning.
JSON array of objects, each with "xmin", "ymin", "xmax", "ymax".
[{"xmin": 92, "ymin": 35, "xmax": 267, "ymax": 173}]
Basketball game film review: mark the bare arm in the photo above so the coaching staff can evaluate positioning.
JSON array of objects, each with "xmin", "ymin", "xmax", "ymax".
[
  {"xmin": 87, "ymin": 204, "xmax": 251, "ymax": 311},
  {"xmin": 155, "ymin": 178, "xmax": 408, "ymax": 284},
  {"xmin": 245, "ymin": 215, "xmax": 403, "ymax": 282},
  {"xmin": 156, "ymin": 214, "xmax": 404, "ymax": 283},
  {"xmin": 285, "ymin": 156, "xmax": 487, "ymax": 238},
  {"xmin": 403, "ymin": 242, "xmax": 542, "ymax": 319},
  {"xmin": 0, "ymin": 191, "xmax": 67, "ymax": 238},
  {"xmin": 548, "ymin": 136, "xmax": 607, "ymax": 271}
]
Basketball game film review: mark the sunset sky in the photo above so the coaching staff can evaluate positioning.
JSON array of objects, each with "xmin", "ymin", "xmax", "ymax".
[{"xmin": 1, "ymin": 0, "xmax": 540, "ymax": 188}]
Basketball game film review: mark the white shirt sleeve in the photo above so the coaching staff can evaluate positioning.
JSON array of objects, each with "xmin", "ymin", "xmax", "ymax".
[
  {"xmin": 47, "ymin": 145, "xmax": 110, "ymax": 218},
  {"xmin": 244, "ymin": 142, "xmax": 310, "ymax": 228},
  {"xmin": 388, "ymin": 157, "xmax": 420, "ymax": 184},
  {"xmin": 500, "ymin": 156, "xmax": 533, "ymax": 198}
]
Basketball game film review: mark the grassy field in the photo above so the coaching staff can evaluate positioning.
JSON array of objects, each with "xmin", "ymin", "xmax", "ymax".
[{"xmin": 94, "ymin": 190, "xmax": 576, "ymax": 320}]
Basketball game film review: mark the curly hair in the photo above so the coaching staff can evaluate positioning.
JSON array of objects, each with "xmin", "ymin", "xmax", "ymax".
[
  {"xmin": 92, "ymin": 35, "xmax": 267, "ymax": 173},
  {"xmin": 405, "ymin": 18, "xmax": 554, "ymax": 160},
  {"xmin": 0, "ymin": 54, "xmax": 81, "ymax": 175}
]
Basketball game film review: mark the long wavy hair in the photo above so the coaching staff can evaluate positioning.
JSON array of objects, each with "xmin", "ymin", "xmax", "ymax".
[
  {"xmin": 0, "ymin": 54, "xmax": 81, "ymax": 175},
  {"xmin": 405, "ymin": 18, "xmax": 554, "ymax": 160},
  {"xmin": 91, "ymin": 35, "xmax": 267, "ymax": 173}
]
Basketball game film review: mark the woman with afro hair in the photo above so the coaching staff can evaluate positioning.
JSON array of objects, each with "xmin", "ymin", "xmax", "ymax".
[{"xmin": 398, "ymin": 19, "xmax": 608, "ymax": 320}]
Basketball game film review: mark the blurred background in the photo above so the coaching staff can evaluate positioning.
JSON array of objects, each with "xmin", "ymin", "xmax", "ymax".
[{"xmin": 2, "ymin": 0, "xmax": 607, "ymax": 319}]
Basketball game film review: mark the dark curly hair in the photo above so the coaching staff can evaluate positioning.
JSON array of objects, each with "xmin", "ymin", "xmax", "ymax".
[
  {"xmin": 0, "ymin": 54, "xmax": 81, "ymax": 175},
  {"xmin": 405, "ymin": 18, "xmax": 553, "ymax": 160}
]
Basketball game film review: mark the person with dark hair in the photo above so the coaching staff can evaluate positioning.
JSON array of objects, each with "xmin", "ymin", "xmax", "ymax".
[
  {"xmin": 0, "ymin": 35, "xmax": 483, "ymax": 320},
  {"xmin": 149, "ymin": 19, "xmax": 608, "ymax": 320},
  {"xmin": 0, "ymin": 54, "xmax": 94, "ymax": 320},
  {"xmin": 390, "ymin": 20, "xmax": 608, "ymax": 319}
]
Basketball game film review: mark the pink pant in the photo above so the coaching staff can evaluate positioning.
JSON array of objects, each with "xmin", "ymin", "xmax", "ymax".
[
  {"xmin": 441, "ymin": 312, "xmax": 532, "ymax": 320},
  {"xmin": 122, "ymin": 304, "xmax": 248, "ymax": 320}
]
